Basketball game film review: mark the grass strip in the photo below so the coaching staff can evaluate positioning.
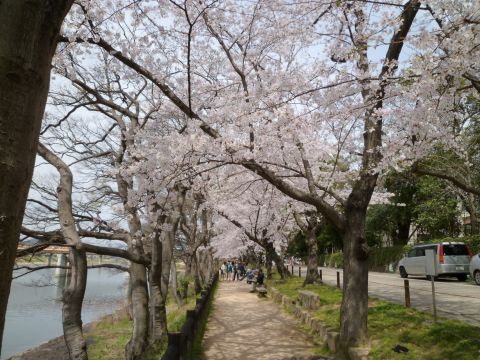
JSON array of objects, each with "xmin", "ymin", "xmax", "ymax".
[
  {"xmin": 188, "ymin": 280, "xmax": 219, "ymax": 360},
  {"xmin": 268, "ymin": 276, "xmax": 480, "ymax": 360}
]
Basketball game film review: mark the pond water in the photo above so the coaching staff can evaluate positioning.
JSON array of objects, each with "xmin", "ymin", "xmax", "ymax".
[{"xmin": 2, "ymin": 267, "xmax": 127, "ymax": 359}]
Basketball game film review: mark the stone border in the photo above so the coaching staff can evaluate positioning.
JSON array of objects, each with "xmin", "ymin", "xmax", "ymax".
[{"xmin": 267, "ymin": 287, "xmax": 369, "ymax": 360}]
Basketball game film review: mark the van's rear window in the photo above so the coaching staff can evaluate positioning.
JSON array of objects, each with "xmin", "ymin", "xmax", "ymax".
[{"xmin": 443, "ymin": 244, "xmax": 469, "ymax": 256}]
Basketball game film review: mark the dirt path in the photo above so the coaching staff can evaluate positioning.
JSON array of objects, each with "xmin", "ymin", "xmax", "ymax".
[{"xmin": 202, "ymin": 281, "xmax": 324, "ymax": 360}]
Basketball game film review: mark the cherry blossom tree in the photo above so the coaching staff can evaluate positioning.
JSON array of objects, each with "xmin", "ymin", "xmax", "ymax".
[
  {"xmin": 56, "ymin": 0, "xmax": 478, "ymax": 349},
  {"xmin": 12, "ymin": 0, "xmax": 478, "ymax": 353}
]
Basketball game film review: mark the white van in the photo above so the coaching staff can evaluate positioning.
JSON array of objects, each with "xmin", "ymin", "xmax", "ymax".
[{"xmin": 398, "ymin": 242, "xmax": 472, "ymax": 281}]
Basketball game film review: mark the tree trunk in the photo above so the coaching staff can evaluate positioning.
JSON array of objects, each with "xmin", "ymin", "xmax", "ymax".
[
  {"xmin": 149, "ymin": 232, "xmax": 167, "ymax": 344},
  {"xmin": 0, "ymin": 1, "xmax": 73, "ymax": 352},
  {"xmin": 116, "ymin": 173, "xmax": 150, "ymax": 360},
  {"xmin": 193, "ymin": 254, "xmax": 202, "ymax": 294},
  {"xmin": 125, "ymin": 262, "xmax": 149, "ymax": 360},
  {"xmin": 62, "ymin": 248, "xmax": 88, "ymax": 360},
  {"xmin": 37, "ymin": 143, "xmax": 88, "ymax": 359},
  {"xmin": 394, "ymin": 219, "xmax": 411, "ymax": 246},
  {"xmin": 466, "ymin": 194, "xmax": 479, "ymax": 234},
  {"xmin": 170, "ymin": 260, "xmax": 183, "ymax": 308},
  {"xmin": 182, "ymin": 257, "xmax": 192, "ymax": 299},
  {"xmin": 304, "ymin": 226, "xmax": 320, "ymax": 285},
  {"xmin": 339, "ymin": 209, "xmax": 369, "ymax": 351},
  {"xmin": 265, "ymin": 249, "xmax": 273, "ymax": 279},
  {"xmin": 264, "ymin": 241, "xmax": 288, "ymax": 279},
  {"xmin": 150, "ymin": 188, "xmax": 186, "ymax": 343},
  {"xmin": 126, "ymin": 277, "xmax": 133, "ymax": 320}
]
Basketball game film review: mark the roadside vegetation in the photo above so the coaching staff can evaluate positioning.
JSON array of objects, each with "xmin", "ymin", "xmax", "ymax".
[{"xmin": 269, "ymin": 277, "xmax": 480, "ymax": 360}]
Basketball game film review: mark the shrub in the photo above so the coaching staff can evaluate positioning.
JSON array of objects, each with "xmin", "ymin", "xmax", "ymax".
[
  {"xmin": 424, "ymin": 235, "xmax": 480, "ymax": 254},
  {"xmin": 318, "ymin": 245, "xmax": 411, "ymax": 271}
]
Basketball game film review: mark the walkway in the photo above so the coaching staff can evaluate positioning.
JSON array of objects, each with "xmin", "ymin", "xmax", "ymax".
[{"xmin": 202, "ymin": 281, "xmax": 323, "ymax": 360}]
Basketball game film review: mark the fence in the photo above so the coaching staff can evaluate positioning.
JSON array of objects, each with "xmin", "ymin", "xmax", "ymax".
[{"xmin": 162, "ymin": 271, "xmax": 219, "ymax": 360}]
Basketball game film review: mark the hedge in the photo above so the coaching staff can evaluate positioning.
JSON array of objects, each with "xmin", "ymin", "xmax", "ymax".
[
  {"xmin": 425, "ymin": 235, "xmax": 480, "ymax": 254},
  {"xmin": 319, "ymin": 245, "xmax": 409, "ymax": 271},
  {"xmin": 318, "ymin": 235, "xmax": 480, "ymax": 271}
]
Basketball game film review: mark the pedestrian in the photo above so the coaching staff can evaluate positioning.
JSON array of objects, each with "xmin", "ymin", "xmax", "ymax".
[
  {"xmin": 233, "ymin": 261, "xmax": 238, "ymax": 281},
  {"xmin": 257, "ymin": 269, "xmax": 265, "ymax": 286},
  {"xmin": 220, "ymin": 262, "xmax": 227, "ymax": 280},
  {"xmin": 238, "ymin": 262, "xmax": 245, "ymax": 277},
  {"xmin": 226, "ymin": 261, "xmax": 233, "ymax": 280},
  {"xmin": 250, "ymin": 269, "xmax": 259, "ymax": 292}
]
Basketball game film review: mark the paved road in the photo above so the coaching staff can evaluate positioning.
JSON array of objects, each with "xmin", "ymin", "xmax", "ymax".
[
  {"xmin": 203, "ymin": 281, "xmax": 327, "ymax": 360},
  {"xmin": 295, "ymin": 266, "xmax": 480, "ymax": 327}
]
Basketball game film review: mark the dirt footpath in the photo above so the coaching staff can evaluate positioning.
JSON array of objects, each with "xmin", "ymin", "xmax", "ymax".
[{"xmin": 202, "ymin": 281, "xmax": 325, "ymax": 360}]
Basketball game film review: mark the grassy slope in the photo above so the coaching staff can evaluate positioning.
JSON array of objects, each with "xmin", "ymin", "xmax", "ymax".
[{"xmin": 270, "ymin": 277, "xmax": 480, "ymax": 360}]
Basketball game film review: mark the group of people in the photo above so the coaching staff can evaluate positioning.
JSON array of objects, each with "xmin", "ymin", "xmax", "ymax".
[
  {"xmin": 219, "ymin": 261, "xmax": 265, "ymax": 290},
  {"xmin": 220, "ymin": 261, "xmax": 246, "ymax": 281}
]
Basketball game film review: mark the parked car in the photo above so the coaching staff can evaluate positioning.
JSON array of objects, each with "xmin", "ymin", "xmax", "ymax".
[
  {"xmin": 470, "ymin": 253, "xmax": 480, "ymax": 285},
  {"xmin": 398, "ymin": 242, "xmax": 472, "ymax": 281}
]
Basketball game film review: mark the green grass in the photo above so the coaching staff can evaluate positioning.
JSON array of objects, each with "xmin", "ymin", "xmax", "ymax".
[
  {"xmin": 268, "ymin": 277, "xmax": 480, "ymax": 359},
  {"xmin": 85, "ymin": 289, "xmax": 200, "ymax": 360},
  {"xmin": 86, "ymin": 316, "xmax": 132, "ymax": 360},
  {"xmin": 188, "ymin": 282, "xmax": 219, "ymax": 360}
]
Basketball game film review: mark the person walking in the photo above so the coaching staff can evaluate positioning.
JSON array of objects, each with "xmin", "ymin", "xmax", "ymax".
[
  {"xmin": 233, "ymin": 262, "xmax": 238, "ymax": 281},
  {"xmin": 226, "ymin": 261, "xmax": 233, "ymax": 281},
  {"xmin": 238, "ymin": 262, "xmax": 245, "ymax": 277},
  {"xmin": 220, "ymin": 262, "xmax": 227, "ymax": 281}
]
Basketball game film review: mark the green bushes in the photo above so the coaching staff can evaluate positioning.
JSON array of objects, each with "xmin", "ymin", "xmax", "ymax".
[
  {"xmin": 428, "ymin": 235, "xmax": 480, "ymax": 254},
  {"xmin": 368, "ymin": 245, "xmax": 410, "ymax": 271},
  {"xmin": 318, "ymin": 245, "xmax": 410, "ymax": 271},
  {"xmin": 318, "ymin": 235, "xmax": 480, "ymax": 272}
]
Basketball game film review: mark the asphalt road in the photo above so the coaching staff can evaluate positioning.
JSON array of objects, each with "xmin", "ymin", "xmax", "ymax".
[{"xmin": 295, "ymin": 266, "xmax": 480, "ymax": 327}]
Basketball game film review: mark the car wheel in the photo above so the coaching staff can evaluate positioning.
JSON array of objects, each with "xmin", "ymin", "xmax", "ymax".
[
  {"xmin": 456, "ymin": 274, "xmax": 467, "ymax": 282},
  {"xmin": 474, "ymin": 271, "xmax": 480, "ymax": 286},
  {"xmin": 399, "ymin": 267, "xmax": 408, "ymax": 278}
]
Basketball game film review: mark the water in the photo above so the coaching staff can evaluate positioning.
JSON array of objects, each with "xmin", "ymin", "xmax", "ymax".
[{"xmin": 2, "ymin": 267, "xmax": 127, "ymax": 359}]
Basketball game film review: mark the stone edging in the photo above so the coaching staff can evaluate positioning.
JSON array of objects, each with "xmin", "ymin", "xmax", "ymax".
[{"xmin": 267, "ymin": 287, "xmax": 369, "ymax": 360}]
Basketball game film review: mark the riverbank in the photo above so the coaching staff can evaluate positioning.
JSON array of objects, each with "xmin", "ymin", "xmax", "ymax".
[
  {"xmin": 7, "ymin": 292, "xmax": 199, "ymax": 360},
  {"xmin": 3, "ymin": 267, "xmax": 127, "ymax": 359},
  {"xmin": 8, "ymin": 307, "xmax": 130, "ymax": 360}
]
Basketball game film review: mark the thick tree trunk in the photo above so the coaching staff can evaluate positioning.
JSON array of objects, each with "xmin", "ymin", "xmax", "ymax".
[
  {"xmin": 62, "ymin": 249, "xmax": 88, "ymax": 360},
  {"xmin": 304, "ymin": 227, "xmax": 320, "ymax": 285},
  {"xmin": 125, "ymin": 262, "xmax": 149, "ymax": 360},
  {"xmin": 0, "ymin": 1, "xmax": 73, "ymax": 352},
  {"xmin": 339, "ymin": 209, "xmax": 369, "ymax": 351}
]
